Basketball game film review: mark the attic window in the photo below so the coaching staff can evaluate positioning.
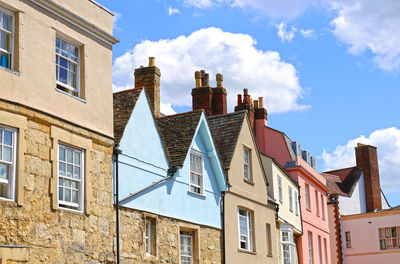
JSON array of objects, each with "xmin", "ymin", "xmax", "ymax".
[{"xmin": 189, "ymin": 150, "xmax": 203, "ymax": 195}]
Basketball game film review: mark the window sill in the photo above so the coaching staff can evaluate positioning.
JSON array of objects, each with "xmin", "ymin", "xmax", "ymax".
[
  {"xmin": 267, "ymin": 254, "xmax": 273, "ymax": 258},
  {"xmin": 144, "ymin": 254, "xmax": 157, "ymax": 260},
  {"xmin": 306, "ymin": 208, "xmax": 311, "ymax": 212},
  {"xmin": 58, "ymin": 205, "xmax": 84, "ymax": 214},
  {"xmin": 56, "ymin": 88, "xmax": 86, "ymax": 103},
  {"xmin": 238, "ymin": 249, "xmax": 256, "ymax": 255},
  {"xmin": 0, "ymin": 65, "xmax": 20, "ymax": 75},
  {"xmin": 243, "ymin": 179, "xmax": 254, "ymax": 186},
  {"xmin": 187, "ymin": 190, "xmax": 206, "ymax": 198},
  {"xmin": 0, "ymin": 197, "xmax": 17, "ymax": 205}
]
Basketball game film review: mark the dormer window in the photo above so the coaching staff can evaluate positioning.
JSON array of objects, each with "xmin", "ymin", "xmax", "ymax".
[
  {"xmin": 189, "ymin": 150, "xmax": 203, "ymax": 195},
  {"xmin": 56, "ymin": 37, "xmax": 80, "ymax": 97}
]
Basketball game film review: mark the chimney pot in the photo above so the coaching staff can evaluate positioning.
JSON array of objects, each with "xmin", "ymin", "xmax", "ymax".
[
  {"xmin": 244, "ymin": 88, "xmax": 248, "ymax": 95},
  {"xmin": 204, "ymin": 73, "xmax": 210, "ymax": 86},
  {"xmin": 254, "ymin": 100, "xmax": 259, "ymax": 108},
  {"xmin": 216, "ymin": 73, "xmax": 223, "ymax": 87},
  {"xmin": 258, "ymin": 97, "xmax": 263, "ymax": 108},
  {"xmin": 201, "ymin": 70, "xmax": 206, "ymax": 86},
  {"xmin": 238, "ymin": 94, "xmax": 242, "ymax": 105},
  {"xmin": 149, "ymin": 57, "xmax": 155, "ymax": 67},
  {"xmin": 195, "ymin": 71, "xmax": 201, "ymax": 88}
]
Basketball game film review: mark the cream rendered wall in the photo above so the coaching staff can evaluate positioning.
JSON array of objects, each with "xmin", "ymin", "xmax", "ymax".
[
  {"xmin": 224, "ymin": 117, "xmax": 278, "ymax": 264},
  {"xmin": 338, "ymin": 174, "xmax": 366, "ymax": 215},
  {"xmin": 0, "ymin": 0, "xmax": 114, "ymax": 137}
]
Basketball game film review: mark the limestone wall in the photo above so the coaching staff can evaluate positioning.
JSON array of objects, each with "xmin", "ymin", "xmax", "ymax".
[
  {"xmin": 119, "ymin": 207, "xmax": 223, "ymax": 264},
  {"xmin": 0, "ymin": 100, "xmax": 115, "ymax": 263}
]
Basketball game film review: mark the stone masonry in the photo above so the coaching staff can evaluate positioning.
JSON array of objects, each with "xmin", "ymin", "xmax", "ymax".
[
  {"xmin": 0, "ymin": 100, "xmax": 115, "ymax": 263},
  {"xmin": 119, "ymin": 207, "xmax": 223, "ymax": 264}
]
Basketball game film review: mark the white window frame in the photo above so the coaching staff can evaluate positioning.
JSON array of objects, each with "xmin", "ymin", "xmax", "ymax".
[
  {"xmin": 180, "ymin": 230, "xmax": 193, "ymax": 264},
  {"xmin": 189, "ymin": 149, "xmax": 204, "ymax": 195},
  {"xmin": 238, "ymin": 208, "xmax": 253, "ymax": 251},
  {"xmin": 281, "ymin": 226, "xmax": 296, "ymax": 264},
  {"xmin": 278, "ymin": 176, "xmax": 283, "ymax": 202},
  {"xmin": 0, "ymin": 7, "xmax": 15, "ymax": 70},
  {"xmin": 289, "ymin": 186, "xmax": 293, "ymax": 212},
  {"xmin": 57, "ymin": 143, "xmax": 84, "ymax": 212},
  {"xmin": 55, "ymin": 36, "xmax": 80, "ymax": 97},
  {"xmin": 146, "ymin": 219, "xmax": 151, "ymax": 255},
  {"xmin": 243, "ymin": 147, "xmax": 250, "ymax": 181},
  {"xmin": 295, "ymin": 191, "xmax": 299, "ymax": 215},
  {"xmin": 0, "ymin": 125, "xmax": 17, "ymax": 201}
]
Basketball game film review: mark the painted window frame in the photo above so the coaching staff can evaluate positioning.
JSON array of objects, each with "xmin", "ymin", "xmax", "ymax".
[
  {"xmin": 55, "ymin": 36, "xmax": 81, "ymax": 98},
  {"xmin": 243, "ymin": 147, "xmax": 251, "ymax": 182},
  {"xmin": 0, "ymin": 7, "xmax": 15, "ymax": 70},
  {"xmin": 238, "ymin": 207, "xmax": 254, "ymax": 251},
  {"xmin": 180, "ymin": 230, "xmax": 193, "ymax": 264},
  {"xmin": 378, "ymin": 226, "xmax": 400, "ymax": 250},
  {"xmin": 278, "ymin": 176, "xmax": 283, "ymax": 202},
  {"xmin": 308, "ymin": 231, "xmax": 313, "ymax": 264},
  {"xmin": 189, "ymin": 149, "xmax": 204, "ymax": 196},
  {"xmin": 145, "ymin": 219, "xmax": 151, "ymax": 255},
  {"xmin": 281, "ymin": 225, "xmax": 296, "ymax": 264},
  {"xmin": 295, "ymin": 191, "xmax": 299, "ymax": 215},
  {"xmin": 57, "ymin": 143, "xmax": 85, "ymax": 212},
  {"xmin": 345, "ymin": 231, "xmax": 351, "ymax": 248},
  {"xmin": 315, "ymin": 190, "xmax": 320, "ymax": 216},
  {"xmin": 0, "ymin": 125, "xmax": 17, "ymax": 201},
  {"xmin": 289, "ymin": 186, "xmax": 293, "ymax": 212},
  {"xmin": 144, "ymin": 217, "xmax": 157, "ymax": 256},
  {"xmin": 305, "ymin": 183, "xmax": 310, "ymax": 211}
]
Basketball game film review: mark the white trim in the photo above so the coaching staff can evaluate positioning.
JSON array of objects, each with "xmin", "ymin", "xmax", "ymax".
[
  {"xmin": 238, "ymin": 208, "xmax": 253, "ymax": 251},
  {"xmin": 0, "ymin": 126, "xmax": 17, "ymax": 202},
  {"xmin": 189, "ymin": 149, "xmax": 204, "ymax": 196},
  {"xmin": 0, "ymin": 6, "xmax": 14, "ymax": 70}
]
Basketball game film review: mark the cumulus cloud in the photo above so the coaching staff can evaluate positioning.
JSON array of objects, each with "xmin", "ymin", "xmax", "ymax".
[
  {"xmin": 321, "ymin": 127, "xmax": 400, "ymax": 192},
  {"xmin": 112, "ymin": 27, "xmax": 307, "ymax": 113},
  {"xmin": 276, "ymin": 22, "xmax": 296, "ymax": 42},
  {"xmin": 299, "ymin": 29, "xmax": 316, "ymax": 39},
  {"xmin": 184, "ymin": 0, "xmax": 213, "ymax": 9},
  {"xmin": 330, "ymin": 0, "xmax": 400, "ymax": 71},
  {"xmin": 168, "ymin": 6, "xmax": 181, "ymax": 15}
]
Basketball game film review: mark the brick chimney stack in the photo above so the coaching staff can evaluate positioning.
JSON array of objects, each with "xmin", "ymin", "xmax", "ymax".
[
  {"xmin": 254, "ymin": 96, "xmax": 268, "ymax": 126},
  {"xmin": 235, "ymin": 89, "xmax": 255, "ymax": 128},
  {"xmin": 192, "ymin": 71, "xmax": 227, "ymax": 116},
  {"xmin": 355, "ymin": 143, "xmax": 382, "ymax": 212},
  {"xmin": 134, "ymin": 57, "xmax": 161, "ymax": 118}
]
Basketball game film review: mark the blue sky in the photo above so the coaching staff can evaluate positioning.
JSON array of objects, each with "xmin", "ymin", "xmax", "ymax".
[{"xmin": 97, "ymin": 0, "xmax": 400, "ymax": 206}]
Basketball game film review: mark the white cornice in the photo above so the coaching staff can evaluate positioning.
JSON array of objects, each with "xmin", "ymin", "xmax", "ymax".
[{"xmin": 29, "ymin": 0, "xmax": 119, "ymax": 46}]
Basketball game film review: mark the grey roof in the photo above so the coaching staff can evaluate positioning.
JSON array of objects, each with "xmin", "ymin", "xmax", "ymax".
[
  {"xmin": 207, "ymin": 111, "xmax": 247, "ymax": 169},
  {"xmin": 113, "ymin": 88, "xmax": 142, "ymax": 146},
  {"xmin": 156, "ymin": 110, "xmax": 203, "ymax": 168},
  {"xmin": 284, "ymin": 135, "xmax": 296, "ymax": 162}
]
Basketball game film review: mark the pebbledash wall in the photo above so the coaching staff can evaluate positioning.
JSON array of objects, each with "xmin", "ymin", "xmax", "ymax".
[{"xmin": 0, "ymin": 0, "xmax": 118, "ymax": 263}]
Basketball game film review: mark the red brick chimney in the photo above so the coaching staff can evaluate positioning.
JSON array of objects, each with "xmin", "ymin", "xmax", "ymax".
[
  {"xmin": 211, "ymin": 73, "xmax": 227, "ymax": 115},
  {"xmin": 235, "ymin": 89, "xmax": 255, "ymax": 128},
  {"xmin": 134, "ymin": 57, "xmax": 161, "ymax": 118},
  {"xmin": 254, "ymin": 97, "xmax": 268, "ymax": 126},
  {"xmin": 355, "ymin": 143, "xmax": 382, "ymax": 212},
  {"xmin": 192, "ymin": 71, "xmax": 227, "ymax": 116}
]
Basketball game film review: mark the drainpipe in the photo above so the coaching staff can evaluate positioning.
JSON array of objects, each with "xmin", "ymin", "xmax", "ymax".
[
  {"xmin": 221, "ymin": 191, "xmax": 226, "ymax": 264},
  {"xmin": 114, "ymin": 147, "xmax": 121, "ymax": 264},
  {"xmin": 296, "ymin": 191, "xmax": 304, "ymax": 264}
]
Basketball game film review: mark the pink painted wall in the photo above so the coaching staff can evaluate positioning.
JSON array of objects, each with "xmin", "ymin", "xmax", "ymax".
[
  {"xmin": 341, "ymin": 210, "xmax": 400, "ymax": 264},
  {"xmin": 254, "ymin": 121, "xmax": 331, "ymax": 264}
]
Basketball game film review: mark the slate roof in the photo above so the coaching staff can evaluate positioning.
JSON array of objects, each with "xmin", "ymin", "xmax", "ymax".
[
  {"xmin": 284, "ymin": 134, "xmax": 296, "ymax": 162},
  {"xmin": 156, "ymin": 110, "xmax": 203, "ymax": 168},
  {"xmin": 321, "ymin": 166, "xmax": 362, "ymax": 197},
  {"xmin": 113, "ymin": 88, "xmax": 142, "ymax": 146},
  {"xmin": 207, "ymin": 111, "xmax": 246, "ymax": 169}
]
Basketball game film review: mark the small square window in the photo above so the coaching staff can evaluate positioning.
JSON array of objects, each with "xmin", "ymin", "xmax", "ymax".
[
  {"xmin": 56, "ymin": 37, "xmax": 80, "ymax": 97},
  {"xmin": 0, "ymin": 7, "xmax": 14, "ymax": 70},
  {"xmin": 58, "ymin": 144, "xmax": 84, "ymax": 211}
]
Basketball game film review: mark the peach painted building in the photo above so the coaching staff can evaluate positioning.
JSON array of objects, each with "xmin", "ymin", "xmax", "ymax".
[
  {"xmin": 341, "ymin": 208, "xmax": 400, "ymax": 264},
  {"xmin": 234, "ymin": 89, "xmax": 331, "ymax": 264}
]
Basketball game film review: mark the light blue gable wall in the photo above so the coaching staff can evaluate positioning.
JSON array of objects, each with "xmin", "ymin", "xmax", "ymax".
[{"xmin": 116, "ymin": 91, "xmax": 226, "ymax": 229}]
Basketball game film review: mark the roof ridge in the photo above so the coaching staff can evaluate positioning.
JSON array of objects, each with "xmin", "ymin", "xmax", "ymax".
[
  {"xmin": 207, "ymin": 110, "xmax": 247, "ymax": 119},
  {"xmin": 157, "ymin": 109, "xmax": 203, "ymax": 119},
  {"xmin": 323, "ymin": 166, "xmax": 357, "ymax": 174},
  {"xmin": 113, "ymin": 87, "xmax": 143, "ymax": 95}
]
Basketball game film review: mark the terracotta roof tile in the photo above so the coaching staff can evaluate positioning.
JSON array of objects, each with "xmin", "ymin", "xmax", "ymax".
[
  {"xmin": 207, "ymin": 111, "xmax": 246, "ymax": 169},
  {"xmin": 113, "ymin": 88, "xmax": 142, "ymax": 146},
  {"xmin": 156, "ymin": 110, "xmax": 203, "ymax": 168}
]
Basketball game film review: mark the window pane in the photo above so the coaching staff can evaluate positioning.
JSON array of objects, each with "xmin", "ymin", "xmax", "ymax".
[
  {"xmin": 66, "ymin": 149, "xmax": 73, "ymax": 163},
  {"xmin": 59, "ymin": 162, "xmax": 65, "ymax": 176},
  {"xmin": 59, "ymin": 67, "xmax": 68, "ymax": 84},
  {"xmin": 64, "ymin": 179, "xmax": 71, "ymax": 188},
  {"xmin": 65, "ymin": 188, "xmax": 71, "ymax": 202},
  {"xmin": 71, "ymin": 181, "xmax": 78, "ymax": 189},
  {"xmin": 380, "ymin": 239, "xmax": 386, "ymax": 250},
  {"xmin": 0, "ymin": 163, "xmax": 9, "ymax": 181},
  {"xmin": 59, "ymin": 147, "xmax": 65, "ymax": 161},
  {"xmin": 4, "ymin": 130, "xmax": 12, "ymax": 146},
  {"xmin": 66, "ymin": 164, "xmax": 73, "ymax": 177},
  {"xmin": 392, "ymin": 227, "xmax": 397, "ymax": 237},
  {"xmin": 3, "ymin": 147, "xmax": 12, "ymax": 162},
  {"xmin": 56, "ymin": 38, "xmax": 61, "ymax": 52},
  {"xmin": 59, "ymin": 56, "xmax": 68, "ymax": 68},
  {"xmin": 0, "ymin": 32, "xmax": 6, "ymax": 50},
  {"xmin": 379, "ymin": 228, "xmax": 385, "ymax": 239},
  {"xmin": 69, "ymin": 72, "xmax": 76, "ymax": 88},
  {"xmin": 59, "ymin": 187, "xmax": 63, "ymax": 200},
  {"xmin": 72, "ymin": 190, "xmax": 78, "ymax": 203},
  {"xmin": 73, "ymin": 151, "xmax": 80, "ymax": 165},
  {"xmin": 61, "ymin": 40, "xmax": 69, "ymax": 58},
  {"xmin": 74, "ymin": 166, "xmax": 80, "ymax": 179},
  {"xmin": 2, "ymin": 13, "xmax": 10, "ymax": 31},
  {"xmin": 0, "ymin": 129, "xmax": 2, "ymax": 143}
]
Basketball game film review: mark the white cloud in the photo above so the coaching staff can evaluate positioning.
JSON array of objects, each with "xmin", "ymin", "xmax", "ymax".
[
  {"xmin": 160, "ymin": 102, "xmax": 177, "ymax": 115},
  {"xmin": 321, "ymin": 127, "xmax": 400, "ymax": 192},
  {"xmin": 299, "ymin": 29, "xmax": 316, "ymax": 39},
  {"xmin": 112, "ymin": 27, "xmax": 308, "ymax": 114},
  {"xmin": 184, "ymin": 0, "xmax": 317, "ymax": 20},
  {"xmin": 184, "ymin": 0, "xmax": 213, "ymax": 9},
  {"xmin": 276, "ymin": 22, "xmax": 297, "ymax": 42},
  {"xmin": 113, "ymin": 12, "xmax": 122, "ymax": 31},
  {"xmin": 330, "ymin": 0, "xmax": 400, "ymax": 71},
  {"xmin": 168, "ymin": 6, "xmax": 181, "ymax": 15}
]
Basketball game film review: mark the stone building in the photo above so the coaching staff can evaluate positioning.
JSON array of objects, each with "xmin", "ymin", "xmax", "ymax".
[
  {"xmin": 0, "ymin": 0, "xmax": 118, "ymax": 263},
  {"xmin": 113, "ymin": 59, "xmax": 227, "ymax": 263}
]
